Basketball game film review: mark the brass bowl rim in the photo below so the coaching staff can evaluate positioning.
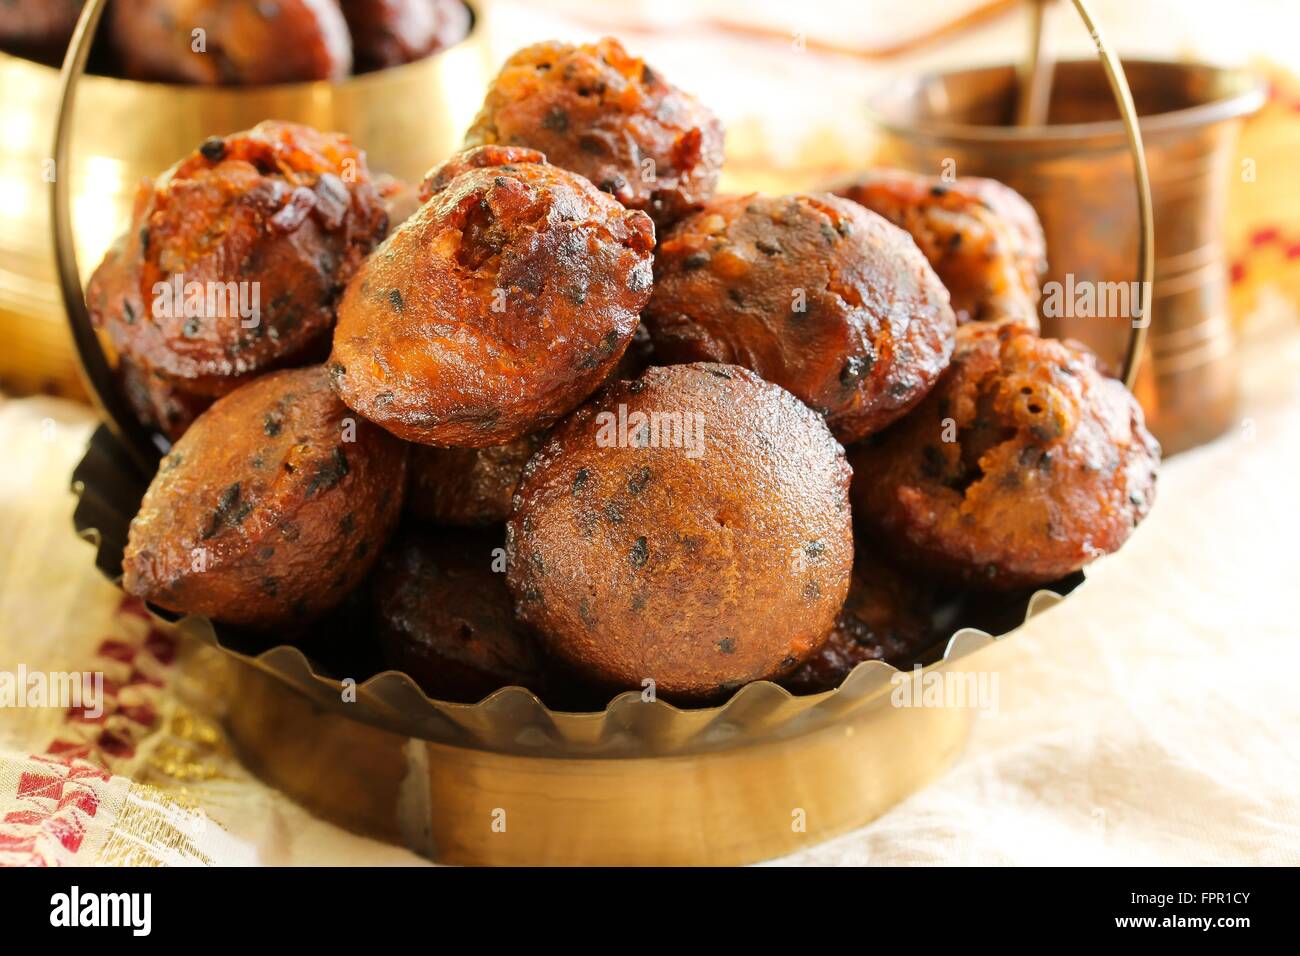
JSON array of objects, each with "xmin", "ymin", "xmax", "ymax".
[
  {"xmin": 866, "ymin": 57, "xmax": 1267, "ymax": 147},
  {"xmin": 0, "ymin": 0, "xmax": 479, "ymax": 97}
]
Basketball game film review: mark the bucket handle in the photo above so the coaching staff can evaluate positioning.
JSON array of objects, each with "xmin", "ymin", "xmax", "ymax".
[
  {"xmin": 1065, "ymin": 0, "xmax": 1154, "ymax": 390},
  {"xmin": 50, "ymin": 0, "xmax": 1154, "ymax": 475}
]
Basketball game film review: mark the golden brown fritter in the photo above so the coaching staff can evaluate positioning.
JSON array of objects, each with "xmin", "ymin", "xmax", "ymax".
[
  {"xmin": 643, "ymin": 193, "xmax": 956, "ymax": 444},
  {"xmin": 109, "ymin": 0, "xmax": 352, "ymax": 85},
  {"xmin": 781, "ymin": 548, "xmax": 939, "ymax": 695},
  {"xmin": 330, "ymin": 145, "xmax": 655, "ymax": 446},
  {"xmin": 464, "ymin": 37, "xmax": 724, "ymax": 228},
  {"xmin": 406, "ymin": 432, "xmax": 543, "ymax": 526},
  {"xmin": 371, "ymin": 527, "xmax": 546, "ymax": 702},
  {"xmin": 830, "ymin": 169, "xmax": 1046, "ymax": 328},
  {"xmin": 506, "ymin": 362, "xmax": 853, "ymax": 704},
  {"xmin": 117, "ymin": 357, "xmax": 212, "ymax": 443},
  {"xmin": 850, "ymin": 322, "xmax": 1159, "ymax": 590},
  {"xmin": 123, "ymin": 366, "xmax": 407, "ymax": 627},
  {"xmin": 87, "ymin": 121, "xmax": 388, "ymax": 398},
  {"xmin": 340, "ymin": 0, "xmax": 468, "ymax": 72}
]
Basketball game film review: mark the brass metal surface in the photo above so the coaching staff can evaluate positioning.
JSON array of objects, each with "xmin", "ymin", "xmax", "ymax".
[
  {"xmin": 219, "ymin": 651, "xmax": 977, "ymax": 865},
  {"xmin": 0, "ymin": 1, "xmax": 488, "ymax": 399},
  {"xmin": 868, "ymin": 57, "xmax": 1264, "ymax": 453}
]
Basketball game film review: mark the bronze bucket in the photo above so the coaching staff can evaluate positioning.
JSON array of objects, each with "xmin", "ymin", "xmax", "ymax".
[{"xmin": 868, "ymin": 59, "xmax": 1265, "ymax": 454}]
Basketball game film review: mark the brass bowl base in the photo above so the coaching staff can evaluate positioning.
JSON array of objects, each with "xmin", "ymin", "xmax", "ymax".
[{"xmin": 218, "ymin": 656, "xmax": 973, "ymax": 866}]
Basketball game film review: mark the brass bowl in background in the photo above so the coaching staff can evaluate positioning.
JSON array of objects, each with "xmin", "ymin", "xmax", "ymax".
[
  {"xmin": 868, "ymin": 59, "xmax": 1265, "ymax": 454},
  {"xmin": 0, "ymin": 4, "xmax": 489, "ymax": 398}
]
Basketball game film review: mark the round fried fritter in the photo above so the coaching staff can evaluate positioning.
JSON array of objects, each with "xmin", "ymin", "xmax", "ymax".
[
  {"xmin": 830, "ymin": 169, "xmax": 1046, "ymax": 329},
  {"xmin": 506, "ymin": 362, "xmax": 854, "ymax": 704},
  {"xmin": 781, "ymin": 548, "xmax": 938, "ymax": 695},
  {"xmin": 643, "ymin": 193, "xmax": 956, "ymax": 444},
  {"xmin": 117, "ymin": 356, "xmax": 212, "ymax": 443},
  {"xmin": 123, "ymin": 365, "xmax": 407, "ymax": 627},
  {"xmin": 109, "ymin": 0, "xmax": 352, "ymax": 85},
  {"xmin": 330, "ymin": 145, "xmax": 655, "ymax": 446},
  {"xmin": 340, "ymin": 0, "xmax": 468, "ymax": 72},
  {"xmin": 464, "ymin": 37, "xmax": 724, "ymax": 228},
  {"xmin": 87, "ymin": 121, "xmax": 388, "ymax": 398},
  {"xmin": 406, "ymin": 431, "xmax": 543, "ymax": 526},
  {"xmin": 850, "ymin": 322, "xmax": 1160, "ymax": 590},
  {"xmin": 0, "ymin": 0, "xmax": 82, "ymax": 53},
  {"xmin": 372, "ymin": 527, "xmax": 545, "ymax": 702}
]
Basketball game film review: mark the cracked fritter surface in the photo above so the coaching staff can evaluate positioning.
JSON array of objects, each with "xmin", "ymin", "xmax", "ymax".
[
  {"xmin": 506, "ymin": 362, "xmax": 853, "ymax": 704},
  {"xmin": 372, "ymin": 527, "xmax": 546, "ymax": 702},
  {"xmin": 781, "ymin": 547, "xmax": 939, "ymax": 695},
  {"xmin": 341, "ymin": 0, "xmax": 469, "ymax": 71},
  {"xmin": 87, "ymin": 121, "xmax": 388, "ymax": 398},
  {"xmin": 464, "ymin": 37, "xmax": 724, "ymax": 228},
  {"xmin": 643, "ymin": 193, "xmax": 956, "ymax": 444},
  {"xmin": 406, "ymin": 432, "xmax": 544, "ymax": 526},
  {"xmin": 109, "ymin": 0, "xmax": 353, "ymax": 84},
  {"xmin": 830, "ymin": 168, "xmax": 1046, "ymax": 329},
  {"xmin": 330, "ymin": 145, "xmax": 656, "ymax": 446},
  {"xmin": 850, "ymin": 322, "xmax": 1159, "ymax": 589},
  {"xmin": 123, "ymin": 366, "xmax": 407, "ymax": 627}
]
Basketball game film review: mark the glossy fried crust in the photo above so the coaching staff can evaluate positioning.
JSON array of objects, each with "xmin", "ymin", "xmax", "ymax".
[
  {"xmin": 506, "ymin": 363, "xmax": 853, "ymax": 703},
  {"xmin": 109, "ymin": 0, "xmax": 352, "ymax": 85},
  {"xmin": 372, "ymin": 527, "xmax": 546, "ymax": 702},
  {"xmin": 830, "ymin": 169, "xmax": 1046, "ymax": 328},
  {"xmin": 123, "ymin": 366, "xmax": 407, "ymax": 627},
  {"xmin": 850, "ymin": 323, "xmax": 1160, "ymax": 590},
  {"xmin": 781, "ymin": 549, "xmax": 937, "ymax": 695},
  {"xmin": 87, "ymin": 121, "xmax": 388, "ymax": 398},
  {"xmin": 643, "ymin": 193, "xmax": 956, "ymax": 444},
  {"xmin": 330, "ymin": 145, "xmax": 655, "ymax": 446},
  {"xmin": 464, "ymin": 38, "xmax": 724, "ymax": 228},
  {"xmin": 406, "ymin": 432, "xmax": 544, "ymax": 526},
  {"xmin": 341, "ymin": 0, "xmax": 469, "ymax": 72}
]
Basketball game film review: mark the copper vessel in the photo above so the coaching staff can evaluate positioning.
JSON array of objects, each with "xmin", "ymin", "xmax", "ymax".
[{"xmin": 869, "ymin": 59, "xmax": 1264, "ymax": 454}]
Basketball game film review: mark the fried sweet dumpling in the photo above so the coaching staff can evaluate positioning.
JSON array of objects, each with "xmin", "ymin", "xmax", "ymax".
[
  {"xmin": 87, "ymin": 121, "xmax": 388, "ymax": 399},
  {"xmin": 371, "ymin": 527, "xmax": 547, "ymax": 703},
  {"xmin": 643, "ymin": 193, "xmax": 956, "ymax": 444},
  {"xmin": 340, "ymin": 0, "xmax": 469, "ymax": 72},
  {"xmin": 850, "ymin": 322, "xmax": 1160, "ymax": 590},
  {"xmin": 830, "ymin": 168, "xmax": 1047, "ymax": 329},
  {"xmin": 329, "ymin": 145, "xmax": 655, "ymax": 446},
  {"xmin": 109, "ymin": 0, "xmax": 353, "ymax": 85},
  {"xmin": 464, "ymin": 37, "xmax": 724, "ymax": 228},
  {"xmin": 406, "ymin": 432, "xmax": 544, "ymax": 526},
  {"xmin": 123, "ymin": 366, "xmax": 407, "ymax": 627},
  {"xmin": 506, "ymin": 362, "xmax": 853, "ymax": 704},
  {"xmin": 781, "ymin": 547, "xmax": 940, "ymax": 695}
]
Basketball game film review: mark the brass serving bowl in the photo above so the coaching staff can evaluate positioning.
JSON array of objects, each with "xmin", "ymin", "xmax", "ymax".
[
  {"xmin": 59, "ymin": 0, "xmax": 1154, "ymax": 864},
  {"xmin": 0, "ymin": 1, "xmax": 489, "ymax": 398}
]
